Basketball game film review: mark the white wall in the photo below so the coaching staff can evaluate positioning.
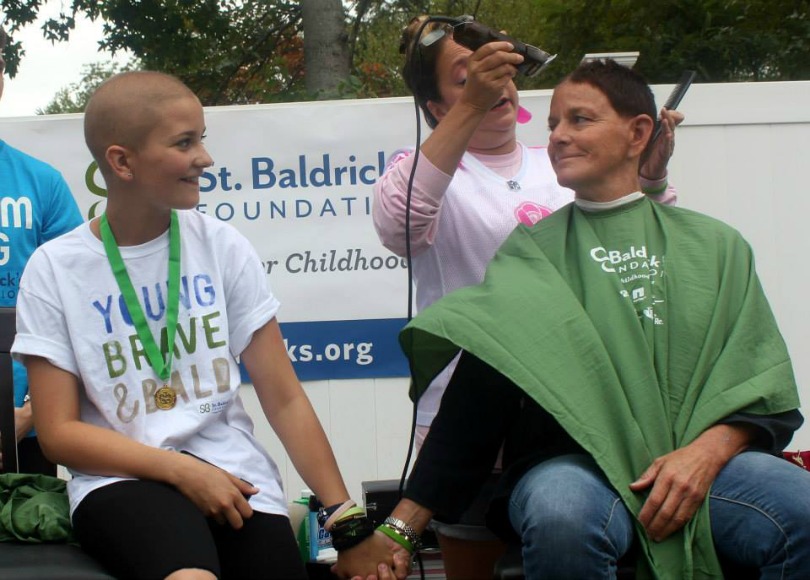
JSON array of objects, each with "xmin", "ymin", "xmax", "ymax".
[{"xmin": 236, "ymin": 81, "xmax": 810, "ymax": 504}]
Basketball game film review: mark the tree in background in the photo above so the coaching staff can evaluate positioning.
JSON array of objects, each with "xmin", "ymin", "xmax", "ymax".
[
  {"xmin": 303, "ymin": 0, "xmax": 351, "ymax": 97},
  {"xmin": 0, "ymin": 0, "xmax": 807, "ymax": 113},
  {"xmin": 74, "ymin": 0, "xmax": 308, "ymax": 105},
  {"xmin": 350, "ymin": 1, "xmax": 551, "ymax": 96},
  {"xmin": 38, "ymin": 61, "xmax": 135, "ymax": 114},
  {"xmin": 536, "ymin": 0, "xmax": 810, "ymax": 84},
  {"xmin": 1, "ymin": 0, "xmax": 311, "ymax": 106},
  {"xmin": 351, "ymin": 0, "xmax": 809, "ymax": 89}
]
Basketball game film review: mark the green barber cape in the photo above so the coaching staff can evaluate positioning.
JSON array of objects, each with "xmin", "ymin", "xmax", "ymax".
[
  {"xmin": 401, "ymin": 197, "xmax": 799, "ymax": 579},
  {"xmin": 0, "ymin": 473, "xmax": 74, "ymax": 543}
]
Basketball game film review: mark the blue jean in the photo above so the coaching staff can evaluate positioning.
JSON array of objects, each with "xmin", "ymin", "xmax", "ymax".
[{"xmin": 508, "ymin": 452, "xmax": 810, "ymax": 579}]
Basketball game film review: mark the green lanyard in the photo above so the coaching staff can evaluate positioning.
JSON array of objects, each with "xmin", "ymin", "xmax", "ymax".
[{"xmin": 100, "ymin": 211, "xmax": 181, "ymax": 409}]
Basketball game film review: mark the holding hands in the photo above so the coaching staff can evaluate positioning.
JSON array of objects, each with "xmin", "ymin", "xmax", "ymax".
[
  {"xmin": 332, "ymin": 498, "xmax": 432, "ymax": 580},
  {"xmin": 333, "ymin": 531, "xmax": 412, "ymax": 580}
]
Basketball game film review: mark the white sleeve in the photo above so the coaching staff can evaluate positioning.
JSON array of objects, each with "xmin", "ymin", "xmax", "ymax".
[
  {"xmin": 12, "ymin": 249, "xmax": 79, "ymax": 377},
  {"xmin": 220, "ymin": 228, "xmax": 280, "ymax": 357}
]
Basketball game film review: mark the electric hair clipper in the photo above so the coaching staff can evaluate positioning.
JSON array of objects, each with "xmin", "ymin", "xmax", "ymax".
[{"xmin": 452, "ymin": 19, "xmax": 556, "ymax": 77}]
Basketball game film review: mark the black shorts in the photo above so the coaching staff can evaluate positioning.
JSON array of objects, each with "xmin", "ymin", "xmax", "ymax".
[{"xmin": 72, "ymin": 480, "xmax": 306, "ymax": 580}]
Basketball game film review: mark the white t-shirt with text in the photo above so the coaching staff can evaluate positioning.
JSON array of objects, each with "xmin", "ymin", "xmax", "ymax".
[{"xmin": 13, "ymin": 210, "xmax": 286, "ymax": 517}]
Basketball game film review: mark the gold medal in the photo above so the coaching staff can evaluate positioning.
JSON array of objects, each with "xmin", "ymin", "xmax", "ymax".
[{"xmin": 155, "ymin": 385, "xmax": 177, "ymax": 410}]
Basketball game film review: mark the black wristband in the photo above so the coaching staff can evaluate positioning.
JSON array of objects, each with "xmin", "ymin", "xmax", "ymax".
[
  {"xmin": 317, "ymin": 502, "xmax": 343, "ymax": 528},
  {"xmin": 329, "ymin": 515, "xmax": 375, "ymax": 552}
]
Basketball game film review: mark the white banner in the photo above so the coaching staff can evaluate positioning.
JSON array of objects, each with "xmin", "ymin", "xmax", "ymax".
[
  {"xmin": 1, "ymin": 96, "xmax": 487, "ymax": 379},
  {"xmin": 4, "ymin": 84, "xmax": 808, "ymax": 390}
]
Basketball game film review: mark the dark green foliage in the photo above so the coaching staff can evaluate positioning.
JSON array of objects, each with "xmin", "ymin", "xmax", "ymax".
[{"xmin": 1, "ymin": 0, "xmax": 807, "ymax": 112}]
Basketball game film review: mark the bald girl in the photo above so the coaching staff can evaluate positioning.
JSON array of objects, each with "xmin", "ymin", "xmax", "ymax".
[{"xmin": 84, "ymin": 71, "xmax": 199, "ymax": 178}]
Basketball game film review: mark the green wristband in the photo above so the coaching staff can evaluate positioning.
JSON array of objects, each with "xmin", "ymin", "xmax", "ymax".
[
  {"xmin": 333, "ymin": 506, "xmax": 365, "ymax": 523},
  {"xmin": 641, "ymin": 178, "xmax": 668, "ymax": 196},
  {"xmin": 376, "ymin": 524, "xmax": 414, "ymax": 553}
]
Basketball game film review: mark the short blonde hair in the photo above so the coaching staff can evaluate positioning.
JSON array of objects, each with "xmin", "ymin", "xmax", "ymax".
[{"xmin": 84, "ymin": 71, "xmax": 198, "ymax": 172}]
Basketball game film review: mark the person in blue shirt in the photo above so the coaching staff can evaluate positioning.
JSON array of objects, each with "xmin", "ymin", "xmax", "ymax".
[{"xmin": 0, "ymin": 27, "xmax": 83, "ymax": 473}]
